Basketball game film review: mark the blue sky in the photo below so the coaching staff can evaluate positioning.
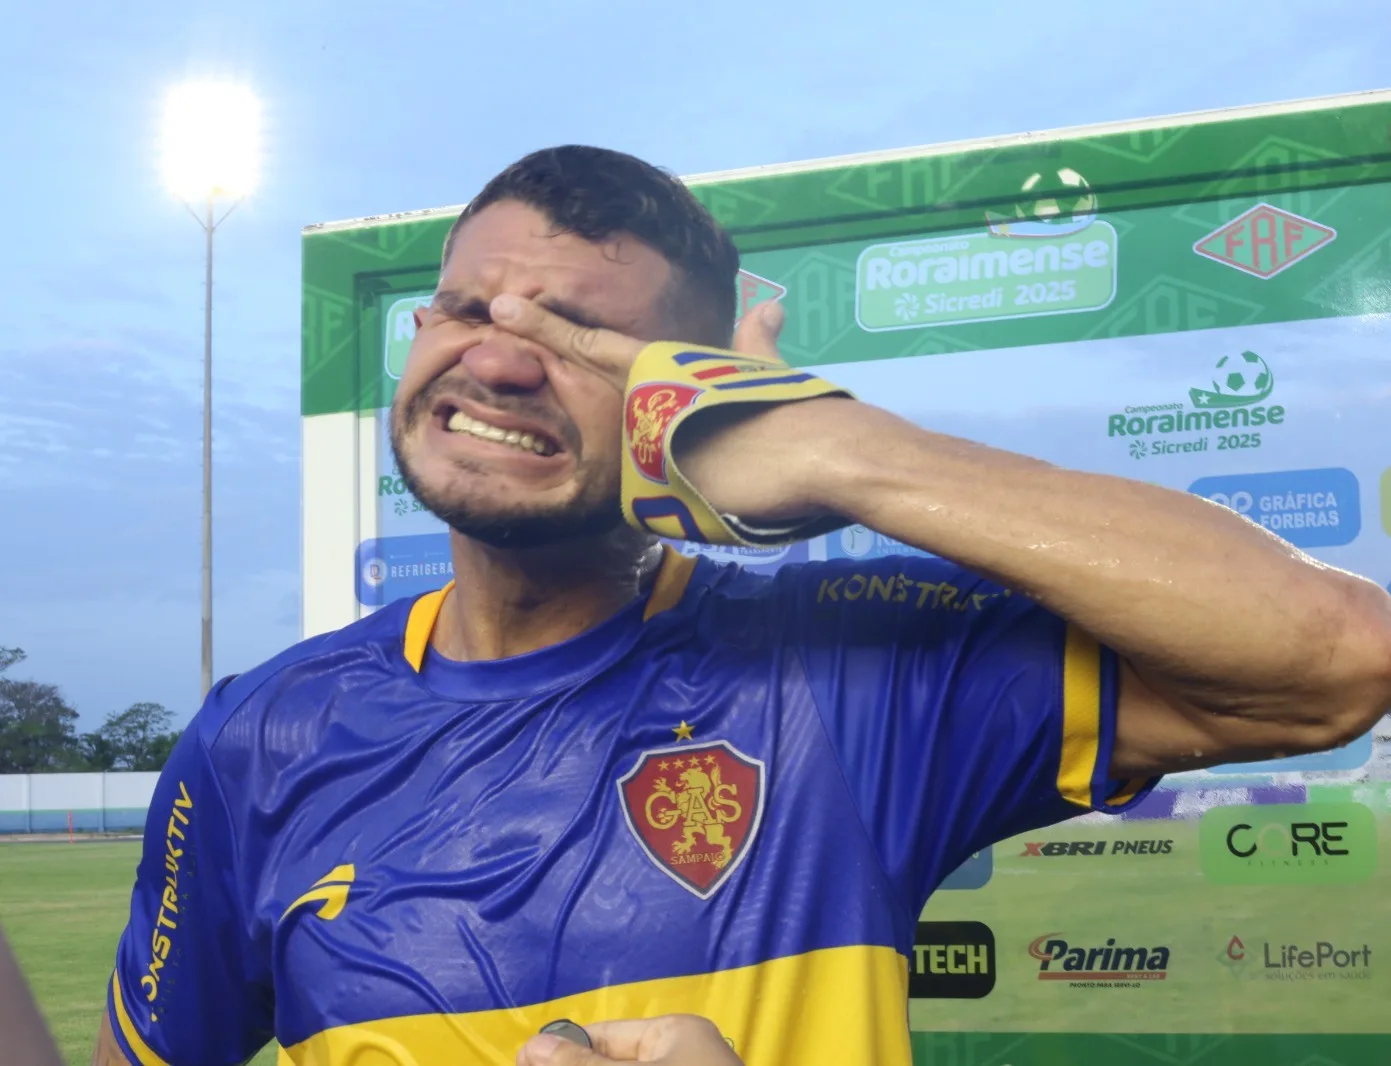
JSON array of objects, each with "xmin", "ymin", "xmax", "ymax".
[{"xmin": 0, "ymin": 0, "xmax": 1387, "ymax": 730}]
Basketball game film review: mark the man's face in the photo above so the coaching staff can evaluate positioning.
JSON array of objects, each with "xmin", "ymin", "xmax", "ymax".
[{"xmin": 390, "ymin": 201, "xmax": 676, "ymax": 549}]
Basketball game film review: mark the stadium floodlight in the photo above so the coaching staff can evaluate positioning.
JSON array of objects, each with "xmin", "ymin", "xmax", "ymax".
[{"xmin": 159, "ymin": 82, "xmax": 261, "ymax": 699}]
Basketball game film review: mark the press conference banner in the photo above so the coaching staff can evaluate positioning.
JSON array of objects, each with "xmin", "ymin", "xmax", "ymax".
[{"xmin": 302, "ymin": 92, "xmax": 1391, "ymax": 1065}]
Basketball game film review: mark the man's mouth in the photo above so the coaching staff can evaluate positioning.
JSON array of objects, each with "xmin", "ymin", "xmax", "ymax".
[{"xmin": 443, "ymin": 408, "xmax": 560, "ymax": 457}]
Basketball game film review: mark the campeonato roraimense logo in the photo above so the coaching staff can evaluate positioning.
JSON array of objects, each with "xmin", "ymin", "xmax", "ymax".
[
  {"xmin": 1107, "ymin": 350, "xmax": 1284, "ymax": 460},
  {"xmin": 383, "ymin": 294, "xmax": 432, "ymax": 381},
  {"xmin": 856, "ymin": 165, "xmax": 1116, "ymax": 331}
]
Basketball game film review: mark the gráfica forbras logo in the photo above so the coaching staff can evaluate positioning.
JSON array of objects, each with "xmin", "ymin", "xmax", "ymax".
[{"xmin": 1107, "ymin": 350, "xmax": 1285, "ymax": 460}]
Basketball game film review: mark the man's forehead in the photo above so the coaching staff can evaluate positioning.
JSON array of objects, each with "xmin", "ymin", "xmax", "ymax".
[{"xmin": 442, "ymin": 202, "xmax": 671, "ymax": 305}]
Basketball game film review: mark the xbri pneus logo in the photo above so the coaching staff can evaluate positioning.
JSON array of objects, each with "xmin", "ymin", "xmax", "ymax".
[
  {"xmin": 1019, "ymin": 839, "xmax": 1173, "ymax": 857},
  {"xmin": 1107, "ymin": 351, "xmax": 1285, "ymax": 460}
]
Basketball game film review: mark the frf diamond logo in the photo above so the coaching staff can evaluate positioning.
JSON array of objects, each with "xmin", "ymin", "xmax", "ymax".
[
  {"xmin": 1193, "ymin": 203, "xmax": 1335, "ymax": 279},
  {"xmin": 735, "ymin": 269, "xmax": 786, "ymax": 324}
]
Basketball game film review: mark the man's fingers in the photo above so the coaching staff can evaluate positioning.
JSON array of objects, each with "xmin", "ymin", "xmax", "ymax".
[
  {"xmin": 490, "ymin": 293, "xmax": 640, "ymax": 389},
  {"xmin": 580, "ymin": 1019, "xmax": 657, "ymax": 1058},
  {"xmin": 517, "ymin": 1032, "xmax": 611, "ymax": 1066},
  {"xmin": 731, "ymin": 299, "xmax": 785, "ymax": 361}
]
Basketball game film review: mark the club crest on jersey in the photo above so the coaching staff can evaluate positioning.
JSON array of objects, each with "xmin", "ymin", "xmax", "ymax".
[
  {"xmin": 625, "ymin": 383, "xmax": 702, "ymax": 484},
  {"xmin": 617, "ymin": 740, "xmax": 765, "ymax": 898}
]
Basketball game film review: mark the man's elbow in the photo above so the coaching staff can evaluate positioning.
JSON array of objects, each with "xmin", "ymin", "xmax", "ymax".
[{"xmin": 1296, "ymin": 578, "xmax": 1391, "ymax": 753}]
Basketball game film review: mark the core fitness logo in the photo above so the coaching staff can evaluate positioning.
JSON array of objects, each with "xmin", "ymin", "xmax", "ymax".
[{"xmin": 1199, "ymin": 802, "xmax": 1377, "ymax": 886}]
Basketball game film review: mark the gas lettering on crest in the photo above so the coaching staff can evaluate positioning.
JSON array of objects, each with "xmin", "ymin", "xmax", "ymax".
[{"xmin": 619, "ymin": 741, "xmax": 765, "ymax": 899}]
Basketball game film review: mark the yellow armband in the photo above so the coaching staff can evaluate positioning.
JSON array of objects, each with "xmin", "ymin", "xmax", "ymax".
[{"xmin": 619, "ymin": 342, "xmax": 855, "ymax": 547}]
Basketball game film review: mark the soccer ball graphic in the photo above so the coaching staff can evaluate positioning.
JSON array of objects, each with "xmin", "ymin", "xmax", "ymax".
[
  {"xmin": 1015, "ymin": 167, "xmax": 1096, "ymax": 224},
  {"xmin": 1211, "ymin": 350, "xmax": 1272, "ymax": 398}
]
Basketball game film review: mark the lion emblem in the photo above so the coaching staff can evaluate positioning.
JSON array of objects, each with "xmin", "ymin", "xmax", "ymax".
[
  {"xmin": 644, "ymin": 763, "xmax": 744, "ymax": 869},
  {"xmin": 625, "ymin": 384, "xmax": 701, "ymax": 482}
]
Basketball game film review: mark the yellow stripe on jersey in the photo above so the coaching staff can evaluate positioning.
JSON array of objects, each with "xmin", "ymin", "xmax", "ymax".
[
  {"xmin": 280, "ymin": 944, "xmax": 911, "ymax": 1066},
  {"xmin": 1106, "ymin": 776, "xmax": 1149, "ymax": 808},
  {"xmin": 403, "ymin": 583, "xmax": 454, "ymax": 673},
  {"xmin": 643, "ymin": 546, "xmax": 697, "ymax": 621},
  {"xmin": 402, "ymin": 548, "xmax": 695, "ymax": 672},
  {"xmin": 1057, "ymin": 624, "xmax": 1102, "ymax": 808},
  {"xmin": 110, "ymin": 972, "xmax": 171, "ymax": 1066}
]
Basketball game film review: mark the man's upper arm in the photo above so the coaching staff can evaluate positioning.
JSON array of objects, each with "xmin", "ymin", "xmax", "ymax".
[
  {"xmin": 105, "ymin": 691, "xmax": 273, "ymax": 1066},
  {"xmin": 783, "ymin": 556, "xmax": 1160, "ymax": 907}
]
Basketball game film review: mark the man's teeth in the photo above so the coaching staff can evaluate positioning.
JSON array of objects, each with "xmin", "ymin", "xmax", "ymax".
[{"xmin": 446, "ymin": 411, "xmax": 554, "ymax": 455}]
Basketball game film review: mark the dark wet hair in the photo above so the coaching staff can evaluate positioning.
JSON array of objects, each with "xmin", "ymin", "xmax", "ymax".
[{"xmin": 443, "ymin": 145, "xmax": 740, "ymax": 346}]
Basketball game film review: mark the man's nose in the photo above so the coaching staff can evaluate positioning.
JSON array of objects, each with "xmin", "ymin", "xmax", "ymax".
[{"xmin": 460, "ymin": 333, "xmax": 547, "ymax": 393}]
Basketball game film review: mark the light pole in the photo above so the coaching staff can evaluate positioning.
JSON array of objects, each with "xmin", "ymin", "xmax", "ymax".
[{"xmin": 160, "ymin": 83, "xmax": 260, "ymax": 698}]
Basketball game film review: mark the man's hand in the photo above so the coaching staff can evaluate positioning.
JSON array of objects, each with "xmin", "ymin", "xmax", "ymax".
[
  {"xmin": 490, "ymin": 292, "xmax": 840, "ymax": 525},
  {"xmin": 516, "ymin": 1016, "xmax": 742, "ymax": 1066}
]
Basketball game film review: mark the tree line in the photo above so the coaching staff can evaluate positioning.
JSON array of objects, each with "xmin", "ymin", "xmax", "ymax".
[{"xmin": 0, "ymin": 647, "xmax": 181, "ymax": 774}]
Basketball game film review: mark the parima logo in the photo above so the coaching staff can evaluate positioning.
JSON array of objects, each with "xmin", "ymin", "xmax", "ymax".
[{"xmin": 1029, "ymin": 933, "xmax": 1171, "ymax": 983}]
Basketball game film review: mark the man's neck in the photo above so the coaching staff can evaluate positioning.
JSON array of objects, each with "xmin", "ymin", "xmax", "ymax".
[{"xmin": 433, "ymin": 530, "xmax": 661, "ymax": 663}]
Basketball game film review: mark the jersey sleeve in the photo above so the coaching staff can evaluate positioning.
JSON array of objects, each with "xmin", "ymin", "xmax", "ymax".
[
  {"xmin": 107, "ymin": 684, "xmax": 273, "ymax": 1066},
  {"xmin": 781, "ymin": 554, "xmax": 1160, "ymax": 909}
]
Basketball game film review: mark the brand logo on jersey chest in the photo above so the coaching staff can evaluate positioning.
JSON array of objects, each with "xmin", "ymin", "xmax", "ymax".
[{"xmin": 618, "ymin": 741, "xmax": 765, "ymax": 898}]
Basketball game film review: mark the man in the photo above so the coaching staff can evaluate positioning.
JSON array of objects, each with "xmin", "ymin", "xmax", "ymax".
[
  {"xmin": 1, "ymin": 924, "xmax": 64, "ymax": 1066},
  {"xmin": 96, "ymin": 145, "xmax": 1391, "ymax": 1066},
  {"xmin": 518, "ymin": 1016, "xmax": 742, "ymax": 1066}
]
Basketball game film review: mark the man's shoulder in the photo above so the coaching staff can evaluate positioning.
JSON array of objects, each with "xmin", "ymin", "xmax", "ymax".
[
  {"xmin": 690, "ymin": 550, "xmax": 962, "ymax": 609},
  {"xmin": 189, "ymin": 596, "xmax": 417, "ymax": 750},
  {"xmin": 681, "ymin": 549, "xmax": 1018, "ymax": 649}
]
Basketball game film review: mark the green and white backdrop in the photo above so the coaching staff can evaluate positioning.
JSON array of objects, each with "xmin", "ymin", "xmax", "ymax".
[{"xmin": 301, "ymin": 90, "xmax": 1391, "ymax": 1065}]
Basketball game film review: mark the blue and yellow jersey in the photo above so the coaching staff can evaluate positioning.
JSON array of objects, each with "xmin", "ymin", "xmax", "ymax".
[{"xmin": 108, "ymin": 549, "xmax": 1155, "ymax": 1066}]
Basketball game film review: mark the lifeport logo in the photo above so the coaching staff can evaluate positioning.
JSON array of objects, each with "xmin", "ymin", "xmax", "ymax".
[
  {"xmin": 1199, "ymin": 802, "xmax": 1377, "ymax": 886},
  {"xmin": 1219, "ymin": 935, "xmax": 1372, "ymax": 982}
]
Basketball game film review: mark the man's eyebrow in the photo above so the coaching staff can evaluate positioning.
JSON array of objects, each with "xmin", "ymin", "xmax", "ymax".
[
  {"xmin": 536, "ymin": 296, "xmax": 615, "ymax": 333},
  {"xmin": 432, "ymin": 290, "xmax": 491, "ymax": 320},
  {"xmin": 433, "ymin": 290, "xmax": 618, "ymax": 333}
]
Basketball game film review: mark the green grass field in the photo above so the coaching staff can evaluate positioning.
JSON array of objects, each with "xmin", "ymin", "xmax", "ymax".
[{"xmin": 0, "ymin": 842, "xmax": 277, "ymax": 1066}]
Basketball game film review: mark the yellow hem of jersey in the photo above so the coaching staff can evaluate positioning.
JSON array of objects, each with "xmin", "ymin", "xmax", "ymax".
[
  {"xmin": 402, "ymin": 547, "xmax": 696, "ymax": 672},
  {"xmin": 1057, "ymin": 624, "xmax": 1102, "ymax": 808},
  {"xmin": 280, "ymin": 943, "xmax": 911, "ymax": 1066},
  {"xmin": 110, "ymin": 972, "xmax": 171, "ymax": 1066}
]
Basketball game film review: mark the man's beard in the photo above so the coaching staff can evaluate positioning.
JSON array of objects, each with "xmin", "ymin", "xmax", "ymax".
[{"xmin": 389, "ymin": 388, "xmax": 627, "ymax": 551}]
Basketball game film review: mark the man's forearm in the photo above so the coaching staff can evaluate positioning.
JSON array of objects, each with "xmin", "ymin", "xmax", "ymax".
[
  {"xmin": 800, "ymin": 399, "xmax": 1391, "ymax": 712},
  {"xmin": 0, "ymin": 926, "xmax": 63, "ymax": 1066}
]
